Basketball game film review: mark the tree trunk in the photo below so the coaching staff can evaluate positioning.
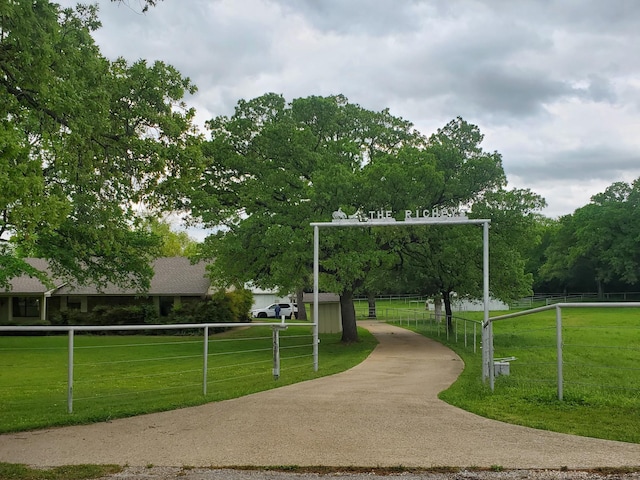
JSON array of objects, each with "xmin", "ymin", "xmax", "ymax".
[
  {"xmin": 295, "ymin": 289, "xmax": 307, "ymax": 320},
  {"xmin": 367, "ymin": 292, "xmax": 377, "ymax": 318},
  {"xmin": 433, "ymin": 296, "xmax": 442, "ymax": 323},
  {"xmin": 442, "ymin": 291, "xmax": 453, "ymax": 334},
  {"xmin": 340, "ymin": 290, "xmax": 359, "ymax": 343},
  {"xmin": 596, "ymin": 279, "xmax": 604, "ymax": 299}
]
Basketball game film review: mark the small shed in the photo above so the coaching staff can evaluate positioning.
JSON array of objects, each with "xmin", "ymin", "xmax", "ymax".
[{"xmin": 303, "ymin": 293, "xmax": 342, "ymax": 334}]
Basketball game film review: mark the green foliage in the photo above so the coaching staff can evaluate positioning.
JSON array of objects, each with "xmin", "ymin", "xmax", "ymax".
[
  {"xmin": 142, "ymin": 217, "xmax": 198, "ymax": 257},
  {"xmin": 193, "ymin": 93, "xmax": 430, "ymax": 341},
  {"xmin": 93, "ymin": 304, "xmax": 158, "ymax": 326},
  {"xmin": 227, "ymin": 288, "xmax": 254, "ymax": 322},
  {"xmin": 378, "ymin": 132, "xmax": 545, "ymax": 328},
  {"xmin": 1, "ymin": 1, "xmax": 202, "ymax": 290},
  {"xmin": 51, "ymin": 304, "xmax": 159, "ymax": 328},
  {"xmin": 166, "ymin": 289, "xmax": 253, "ymax": 331},
  {"xmin": 50, "ymin": 309, "xmax": 88, "ymax": 326},
  {"xmin": 192, "ymin": 95, "xmax": 540, "ymax": 342},
  {"xmin": 540, "ymin": 178, "xmax": 640, "ymax": 293}
]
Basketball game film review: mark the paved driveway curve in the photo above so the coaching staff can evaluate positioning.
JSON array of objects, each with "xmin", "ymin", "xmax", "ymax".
[{"xmin": 1, "ymin": 321, "xmax": 639, "ymax": 469}]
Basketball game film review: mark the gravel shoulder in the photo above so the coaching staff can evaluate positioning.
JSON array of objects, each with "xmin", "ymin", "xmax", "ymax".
[{"xmin": 102, "ymin": 466, "xmax": 640, "ymax": 480}]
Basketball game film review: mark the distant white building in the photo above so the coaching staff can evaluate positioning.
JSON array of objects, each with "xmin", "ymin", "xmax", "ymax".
[
  {"xmin": 246, "ymin": 285, "xmax": 291, "ymax": 310},
  {"xmin": 427, "ymin": 297, "xmax": 509, "ymax": 312}
]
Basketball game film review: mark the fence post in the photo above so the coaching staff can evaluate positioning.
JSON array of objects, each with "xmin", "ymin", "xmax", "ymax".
[
  {"xmin": 455, "ymin": 317, "xmax": 458, "ymax": 343},
  {"xmin": 272, "ymin": 326, "xmax": 285, "ymax": 380},
  {"xmin": 473, "ymin": 322, "xmax": 477, "ymax": 353},
  {"xmin": 203, "ymin": 326, "xmax": 209, "ymax": 396},
  {"xmin": 556, "ymin": 306, "xmax": 563, "ymax": 401},
  {"xmin": 464, "ymin": 319, "xmax": 467, "ymax": 348},
  {"xmin": 313, "ymin": 225, "xmax": 319, "ymax": 372},
  {"xmin": 67, "ymin": 329, "xmax": 74, "ymax": 414}
]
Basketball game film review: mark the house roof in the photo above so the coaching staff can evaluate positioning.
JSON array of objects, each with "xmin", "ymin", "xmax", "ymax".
[
  {"xmin": 148, "ymin": 257, "xmax": 210, "ymax": 296},
  {"xmin": 3, "ymin": 259, "xmax": 64, "ymax": 294},
  {"xmin": 5, "ymin": 258, "xmax": 211, "ymax": 297}
]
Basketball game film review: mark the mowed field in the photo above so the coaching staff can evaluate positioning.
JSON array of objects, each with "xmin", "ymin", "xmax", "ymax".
[
  {"xmin": 3, "ymin": 302, "xmax": 639, "ymax": 444},
  {"xmin": 372, "ymin": 300, "xmax": 640, "ymax": 444},
  {"xmin": 0, "ymin": 325, "xmax": 377, "ymax": 433}
]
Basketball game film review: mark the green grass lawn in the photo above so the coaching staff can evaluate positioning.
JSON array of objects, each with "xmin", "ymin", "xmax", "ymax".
[
  {"xmin": 4, "ymin": 300, "xmax": 639, "ymax": 444},
  {"xmin": 0, "ymin": 463, "xmax": 122, "ymax": 480},
  {"xmin": 0, "ymin": 325, "xmax": 377, "ymax": 433},
  {"xmin": 387, "ymin": 306, "xmax": 640, "ymax": 444}
]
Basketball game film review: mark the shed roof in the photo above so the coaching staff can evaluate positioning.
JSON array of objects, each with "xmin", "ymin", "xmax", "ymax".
[{"xmin": 302, "ymin": 293, "xmax": 340, "ymax": 303}]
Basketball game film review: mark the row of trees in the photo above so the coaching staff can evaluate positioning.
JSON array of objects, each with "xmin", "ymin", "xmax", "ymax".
[
  {"xmin": 4, "ymin": 2, "xmax": 636, "ymax": 342},
  {"xmin": 531, "ymin": 180, "xmax": 640, "ymax": 296}
]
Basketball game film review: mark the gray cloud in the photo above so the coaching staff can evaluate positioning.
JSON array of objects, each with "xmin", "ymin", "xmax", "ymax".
[
  {"xmin": 275, "ymin": 0, "xmax": 427, "ymax": 35},
  {"xmin": 508, "ymin": 146, "xmax": 640, "ymax": 182},
  {"xmin": 55, "ymin": 0, "xmax": 640, "ymax": 218}
]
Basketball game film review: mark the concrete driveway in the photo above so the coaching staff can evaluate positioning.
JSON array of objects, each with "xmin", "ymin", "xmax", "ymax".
[{"xmin": 1, "ymin": 321, "xmax": 639, "ymax": 469}]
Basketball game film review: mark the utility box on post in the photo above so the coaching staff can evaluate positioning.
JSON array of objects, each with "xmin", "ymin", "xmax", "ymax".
[
  {"xmin": 493, "ymin": 361, "xmax": 510, "ymax": 376},
  {"xmin": 493, "ymin": 356, "xmax": 516, "ymax": 377}
]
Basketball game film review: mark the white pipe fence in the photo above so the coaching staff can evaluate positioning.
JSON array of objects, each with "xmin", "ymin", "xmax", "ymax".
[
  {"xmin": 384, "ymin": 301, "xmax": 640, "ymax": 401},
  {"xmin": 489, "ymin": 302, "xmax": 640, "ymax": 399},
  {"xmin": 0, "ymin": 321, "xmax": 313, "ymax": 413},
  {"xmin": 387, "ymin": 311, "xmax": 481, "ymax": 353}
]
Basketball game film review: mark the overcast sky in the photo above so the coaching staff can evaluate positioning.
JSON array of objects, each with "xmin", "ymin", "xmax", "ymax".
[{"xmin": 59, "ymin": 0, "xmax": 640, "ymax": 224}]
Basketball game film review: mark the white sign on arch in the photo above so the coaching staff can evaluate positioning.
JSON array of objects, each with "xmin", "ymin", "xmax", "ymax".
[{"xmin": 310, "ymin": 210, "xmax": 495, "ymax": 388}]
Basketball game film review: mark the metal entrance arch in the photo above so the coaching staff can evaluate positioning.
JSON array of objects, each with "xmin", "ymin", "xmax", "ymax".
[{"xmin": 310, "ymin": 217, "xmax": 495, "ymax": 388}]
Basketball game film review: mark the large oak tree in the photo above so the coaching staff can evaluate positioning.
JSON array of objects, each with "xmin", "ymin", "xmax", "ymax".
[
  {"xmin": 364, "ymin": 120, "xmax": 545, "ymax": 330},
  {"xmin": 192, "ymin": 95, "xmax": 542, "ymax": 342},
  {"xmin": 192, "ymin": 94, "xmax": 424, "ymax": 341},
  {"xmin": 1, "ymin": 1, "xmax": 201, "ymax": 289}
]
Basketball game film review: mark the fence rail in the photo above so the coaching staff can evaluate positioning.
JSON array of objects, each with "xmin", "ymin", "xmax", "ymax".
[
  {"xmin": 382, "ymin": 302, "xmax": 640, "ymax": 402},
  {"xmin": 0, "ymin": 321, "xmax": 314, "ymax": 414},
  {"xmin": 489, "ymin": 302, "xmax": 640, "ymax": 398},
  {"xmin": 511, "ymin": 292, "xmax": 640, "ymax": 309},
  {"xmin": 386, "ymin": 312, "xmax": 481, "ymax": 353}
]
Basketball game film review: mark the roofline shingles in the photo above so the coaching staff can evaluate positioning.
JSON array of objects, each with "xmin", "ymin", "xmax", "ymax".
[{"xmin": 5, "ymin": 258, "xmax": 211, "ymax": 296}]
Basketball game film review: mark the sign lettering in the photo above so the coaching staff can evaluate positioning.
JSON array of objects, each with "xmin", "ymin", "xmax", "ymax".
[{"xmin": 332, "ymin": 207, "xmax": 468, "ymax": 223}]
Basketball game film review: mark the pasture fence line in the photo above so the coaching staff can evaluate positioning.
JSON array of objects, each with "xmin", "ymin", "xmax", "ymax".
[
  {"xmin": 0, "ymin": 321, "xmax": 314, "ymax": 414},
  {"xmin": 488, "ymin": 302, "xmax": 640, "ymax": 399},
  {"xmin": 385, "ymin": 310, "xmax": 480, "ymax": 353},
  {"xmin": 511, "ymin": 292, "xmax": 640, "ymax": 309}
]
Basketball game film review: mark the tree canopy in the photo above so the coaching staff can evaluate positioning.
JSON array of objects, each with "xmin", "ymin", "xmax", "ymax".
[
  {"xmin": 366, "ymin": 124, "xmax": 545, "ymax": 329},
  {"xmin": 191, "ymin": 94, "xmax": 426, "ymax": 339},
  {"xmin": 1, "ymin": 1, "xmax": 201, "ymax": 289},
  {"xmin": 539, "ymin": 179, "xmax": 640, "ymax": 295},
  {"xmin": 191, "ymin": 95, "xmax": 544, "ymax": 341}
]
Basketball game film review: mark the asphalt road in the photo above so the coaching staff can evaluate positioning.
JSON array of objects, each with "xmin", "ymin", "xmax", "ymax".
[{"xmin": 1, "ymin": 321, "xmax": 639, "ymax": 470}]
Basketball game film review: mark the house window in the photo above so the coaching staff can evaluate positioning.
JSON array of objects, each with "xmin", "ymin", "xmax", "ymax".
[
  {"xmin": 12, "ymin": 297, "xmax": 40, "ymax": 318},
  {"xmin": 64, "ymin": 296, "xmax": 87, "ymax": 313},
  {"xmin": 67, "ymin": 299, "xmax": 82, "ymax": 310},
  {"xmin": 159, "ymin": 296, "xmax": 175, "ymax": 316}
]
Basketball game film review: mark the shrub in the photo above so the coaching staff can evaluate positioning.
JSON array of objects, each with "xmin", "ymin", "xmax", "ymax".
[
  {"xmin": 165, "ymin": 289, "xmax": 254, "ymax": 333},
  {"xmin": 227, "ymin": 288, "xmax": 253, "ymax": 323},
  {"xmin": 50, "ymin": 309, "xmax": 90, "ymax": 326},
  {"xmin": 91, "ymin": 304, "xmax": 157, "ymax": 326}
]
